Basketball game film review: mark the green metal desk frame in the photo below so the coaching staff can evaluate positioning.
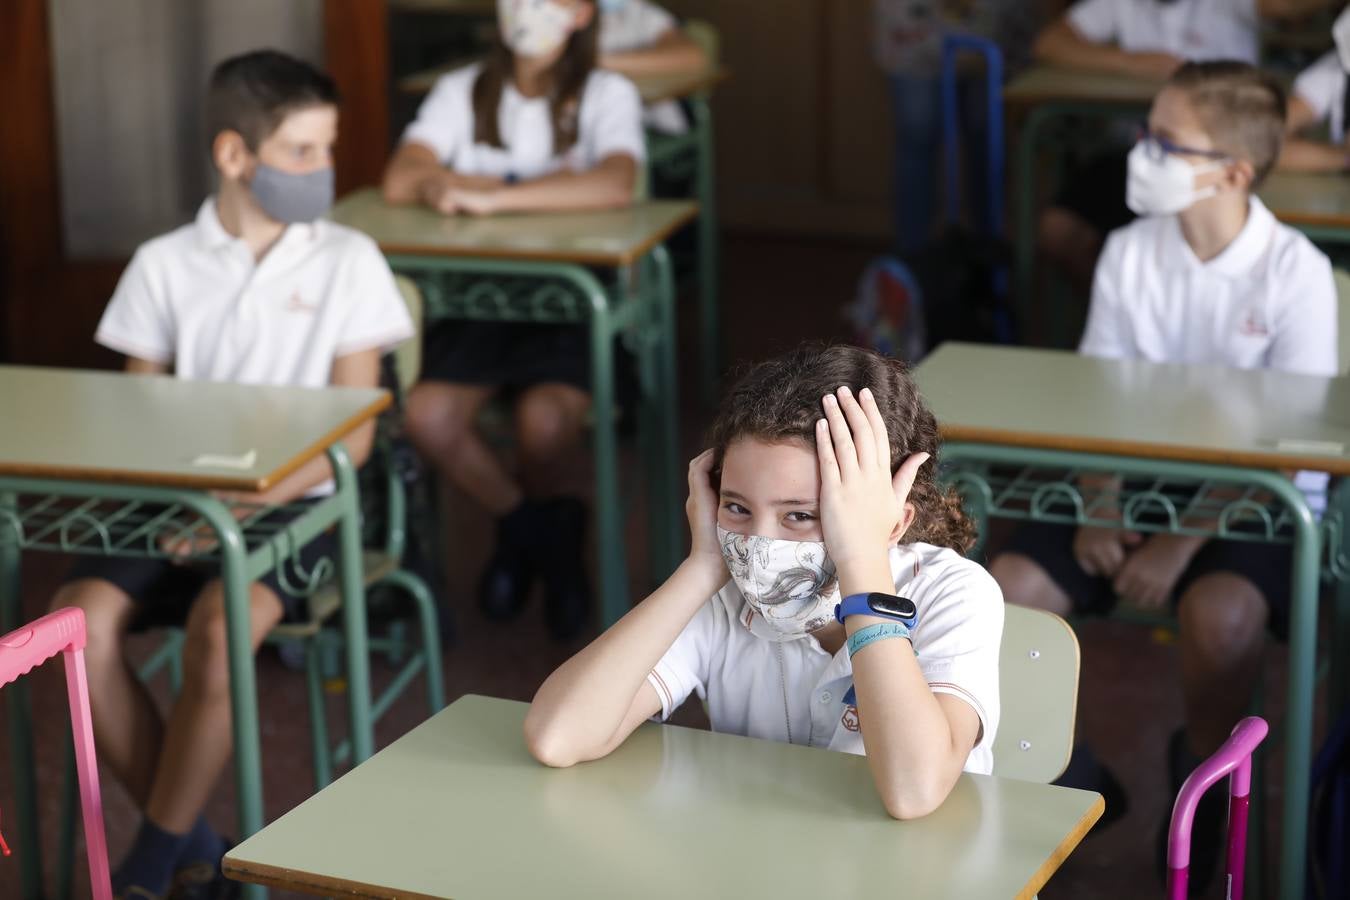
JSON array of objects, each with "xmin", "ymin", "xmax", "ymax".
[
  {"xmin": 386, "ymin": 245, "xmax": 681, "ymax": 628},
  {"xmin": 0, "ymin": 444, "xmax": 375, "ymax": 900},
  {"xmin": 940, "ymin": 441, "xmax": 1350, "ymax": 900},
  {"xmin": 647, "ymin": 98, "xmax": 720, "ymax": 405}
]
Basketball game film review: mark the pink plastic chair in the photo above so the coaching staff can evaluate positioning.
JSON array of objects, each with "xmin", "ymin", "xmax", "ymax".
[
  {"xmin": 1166, "ymin": 716, "xmax": 1269, "ymax": 900},
  {"xmin": 0, "ymin": 608, "xmax": 112, "ymax": 900}
]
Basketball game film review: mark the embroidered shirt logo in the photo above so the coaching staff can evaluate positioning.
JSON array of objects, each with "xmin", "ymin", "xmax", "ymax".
[
  {"xmin": 285, "ymin": 291, "xmax": 319, "ymax": 314},
  {"xmin": 841, "ymin": 705, "xmax": 860, "ymax": 733},
  {"xmin": 1238, "ymin": 309, "xmax": 1269, "ymax": 337}
]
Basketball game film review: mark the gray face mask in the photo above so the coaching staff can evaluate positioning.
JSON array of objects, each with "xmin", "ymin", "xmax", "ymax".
[{"xmin": 249, "ymin": 163, "xmax": 334, "ymax": 224}]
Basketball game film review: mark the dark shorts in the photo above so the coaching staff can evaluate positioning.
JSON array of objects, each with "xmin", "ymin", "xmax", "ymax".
[
  {"xmin": 65, "ymin": 502, "xmax": 335, "ymax": 631},
  {"xmin": 1001, "ymin": 521, "xmax": 1294, "ymax": 638},
  {"xmin": 420, "ymin": 321, "xmax": 589, "ymax": 391},
  {"xmin": 1053, "ymin": 150, "xmax": 1134, "ymax": 237}
]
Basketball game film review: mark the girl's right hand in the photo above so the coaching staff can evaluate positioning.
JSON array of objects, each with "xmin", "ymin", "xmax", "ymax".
[{"xmin": 686, "ymin": 450, "xmax": 727, "ymax": 578}]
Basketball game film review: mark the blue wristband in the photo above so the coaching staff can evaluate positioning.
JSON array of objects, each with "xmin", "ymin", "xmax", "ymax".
[{"xmin": 846, "ymin": 622, "xmax": 911, "ymax": 659}]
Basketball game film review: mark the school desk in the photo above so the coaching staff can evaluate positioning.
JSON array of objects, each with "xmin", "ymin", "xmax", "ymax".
[
  {"xmin": 223, "ymin": 694, "xmax": 1103, "ymax": 899},
  {"xmin": 397, "ymin": 62, "xmax": 729, "ymax": 404},
  {"xmin": 330, "ymin": 189, "xmax": 695, "ymax": 628},
  {"xmin": 1260, "ymin": 170, "xmax": 1350, "ymax": 248},
  {"xmin": 1004, "ymin": 66, "xmax": 1164, "ymax": 345},
  {"xmin": 913, "ymin": 342, "xmax": 1350, "ymax": 900},
  {"xmin": 0, "ymin": 366, "xmax": 390, "ymax": 900}
]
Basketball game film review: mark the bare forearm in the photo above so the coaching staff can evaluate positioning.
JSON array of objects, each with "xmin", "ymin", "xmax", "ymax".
[
  {"xmin": 1034, "ymin": 20, "xmax": 1164, "ymax": 76},
  {"xmin": 600, "ymin": 33, "xmax": 707, "ymax": 77},
  {"xmin": 382, "ymin": 155, "xmax": 443, "ymax": 206},
  {"xmin": 496, "ymin": 161, "xmax": 636, "ymax": 213},
  {"xmin": 1278, "ymin": 139, "xmax": 1350, "ymax": 173},
  {"xmin": 525, "ymin": 558, "xmax": 725, "ymax": 763},
  {"xmin": 839, "ymin": 559, "xmax": 969, "ymax": 819}
]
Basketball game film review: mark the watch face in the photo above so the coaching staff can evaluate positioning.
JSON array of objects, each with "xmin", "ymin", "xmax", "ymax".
[{"xmin": 868, "ymin": 593, "xmax": 917, "ymax": 619}]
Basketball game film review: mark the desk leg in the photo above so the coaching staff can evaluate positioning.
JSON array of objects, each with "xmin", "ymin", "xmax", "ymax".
[
  {"xmin": 1279, "ymin": 510, "xmax": 1319, "ymax": 900},
  {"xmin": 329, "ymin": 444, "xmax": 374, "ymax": 765},
  {"xmin": 692, "ymin": 95, "xmax": 720, "ymax": 408},
  {"xmin": 207, "ymin": 509, "xmax": 266, "ymax": 900},
  {"xmin": 1, "ymin": 492, "xmax": 44, "ymax": 900},
  {"xmin": 590, "ymin": 299, "xmax": 628, "ymax": 628}
]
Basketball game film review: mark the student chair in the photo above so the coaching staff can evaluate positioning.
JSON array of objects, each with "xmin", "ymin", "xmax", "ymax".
[
  {"xmin": 1166, "ymin": 716, "xmax": 1268, "ymax": 900},
  {"xmin": 53, "ymin": 277, "xmax": 445, "ymax": 898},
  {"xmin": 993, "ymin": 605, "xmax": 1081, "ymax": 783},
  {"xmin": 1, "ymin": 608, "xmax": 112, "ymax": 900}
]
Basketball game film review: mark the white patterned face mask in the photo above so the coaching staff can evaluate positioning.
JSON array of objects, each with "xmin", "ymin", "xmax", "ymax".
[
  {"xmin": 717, "ymin": 527, "xmax": 839, "ymax": 642},
  {"xmin": 497, "ymin": 0, "xmax": 576, "ymax": 59}
]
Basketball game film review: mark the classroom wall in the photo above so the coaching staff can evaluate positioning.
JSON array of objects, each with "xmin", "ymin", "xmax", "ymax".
[
  {"xmin": 47, "ymin": 0, "xmax": 324, "ymax": 259},
  {"xmin": 663, "ymin": 0, "xmax": 895, "ymax": 240}
]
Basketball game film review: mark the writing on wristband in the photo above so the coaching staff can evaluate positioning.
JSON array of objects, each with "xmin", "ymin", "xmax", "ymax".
[{"xmin": 846, "ymin": 622, "xmax": 912, "ymax": 659}]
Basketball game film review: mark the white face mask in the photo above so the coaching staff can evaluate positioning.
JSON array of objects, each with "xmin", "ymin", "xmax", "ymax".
[
  {"xmin": 498, "ymin": 0, "xmax": 576, "ymax": 59},
  {"xmin": 717, "ymin": 527, "xmax": 839, "ymax": 642},
  {"xmin": 1125, "ymin": 140, "xmax": 1227, "ymax": 217},
  {"xmin": 1334, "ymin": 6, "xmax": 1350, "ymax": 72}
]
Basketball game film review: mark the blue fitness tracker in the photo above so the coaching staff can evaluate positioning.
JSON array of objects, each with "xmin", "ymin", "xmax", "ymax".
[{"xmin": 834, "ymin": 592, "xmax": 917, "ymax": 627}]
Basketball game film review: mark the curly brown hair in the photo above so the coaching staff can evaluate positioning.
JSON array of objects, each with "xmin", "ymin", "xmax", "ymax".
[{"xmin": 706, "ymin": 343, "xmax": 976, "ymax": 555}]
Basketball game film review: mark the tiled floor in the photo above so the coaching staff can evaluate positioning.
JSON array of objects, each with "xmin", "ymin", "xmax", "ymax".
[{"xmin": 0, "ymin": 234, "xmax": 1311, "ymax": 899}]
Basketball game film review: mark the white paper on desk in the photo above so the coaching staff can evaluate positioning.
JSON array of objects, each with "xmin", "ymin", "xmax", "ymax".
[{"xmin": 191, "ymin": 449, "xmax": 258, "ymax": 470}]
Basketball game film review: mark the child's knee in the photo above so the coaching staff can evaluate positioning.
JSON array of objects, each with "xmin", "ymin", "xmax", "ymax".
[
  {"xmin": 1179, "ymin": 574, "xmax": 1267, "ymax": 659},
  {"xmin": 516, "ymin": 387, "xmax": 587, "ymax": 456},
  {"xmin": 51, "ymin": 579, "xmax": 132, "ymax": 663},
  {"xmin": 1037, "ymin": 207, "xmax": 1095, "ymax": 261},
  {"xmin": 405, "ymin": 384, "xmax": 478, "ymax": 454},
  {"xmin": 989, "ymin": 553, "xmax": 1066, "ymax": 614}
]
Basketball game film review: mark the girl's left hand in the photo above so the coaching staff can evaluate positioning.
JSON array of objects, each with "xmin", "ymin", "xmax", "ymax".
[{"xmin": 816, "ymin": 386, "xmax": 929, "ymax": 570}]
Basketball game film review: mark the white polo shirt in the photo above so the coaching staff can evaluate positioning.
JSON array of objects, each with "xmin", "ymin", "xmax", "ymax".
[
  {"xmin": 647, "ymin": 542, "xmax": 1004, "ymax": 775},
  {"xmin": 1081, "ymin": 197, "xmax": 1338, "ymax": 375},
  {"xmin": 1067, "ymin": 0, "xmax": 1259, "ymax": 63},
  {"xmin": 1294, "ymin": 51, "xmax": 1347, "ymax": 144},
  {"xmin": 600, "ymin": 0, "xmax": 688, "ymax": 134},
  {"xmin": 401, "ymin": 63, "xmax": 646, "ymax": 179},
  {"xmin": 96, "ymin": 199, "xmax": 415, "ymax": 493}
]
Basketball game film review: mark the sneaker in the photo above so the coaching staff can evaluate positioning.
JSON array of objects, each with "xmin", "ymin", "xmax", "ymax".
[
  {"xmin": 538, "ymin": 497, "xmax": 592, "ymax": 640},
  {"xmin": 166, "ymin": 858, "xmax": 239, "ymax": 900},
  {"xmin": 477, "ymin": 501, "xmax": 545, "ymax": 621}
]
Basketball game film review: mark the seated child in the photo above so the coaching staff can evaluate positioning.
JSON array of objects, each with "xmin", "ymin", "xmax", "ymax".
[
  {"xmin": 525, "ymin": 343, "xmax": 1004, "ymax": 819},
  {"xmin": 381, "ymin": 0, "xmax": 644, "ymax": 640},
  {"xmin": 1282, "ymin": 6, "xmax": 1350, "ymax": 171},
  {"xmin": 597, "ymin": 0, "xmax": 708, "ymax": 134},
  {"xmin": 1032, "ymin": 0, "xmax": 1320, "ymax": 298},
  {"xmin": 992, "ymin": 60, "xmax": 1337, "ymax": 891},
  {"xmin": 55, "ymin": 50, "xmax": 414, "ymax": 898}
]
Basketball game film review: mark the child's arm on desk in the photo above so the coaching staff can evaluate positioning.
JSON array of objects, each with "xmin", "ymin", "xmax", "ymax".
[
  {"xmin": 381, "ymin": 142, "xmax": 506, "ymax": 210},
  {"xmin": 818, "ymin": 389, "xmax": 980, "ymax": 820},
  {"xmin": 1033, "ymin": 16, "xmax": 1182, "ymax": 78},
  {"xmin": 1279, "ymin": 95, "xmax": 1350, "ymax": 172},
  {"xmin": 525, "ymin": 450, "xmax": 727, "ymax": 768},
  {"xmin": 447, "ymin": 154, "xmax": 638, "ymax": 215},
  {"xmin": 600, "ymin": 28, "xmax": 707, "ymax": 77}
]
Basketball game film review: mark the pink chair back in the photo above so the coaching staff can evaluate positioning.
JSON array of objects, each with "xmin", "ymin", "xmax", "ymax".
[
  {"xmin": 0, "ymin": 608, "xmax": 112, "ymax": 900},
  {"xmin": 1166, "ymin": 717, "xmax": 1269, "ymax": 900}
]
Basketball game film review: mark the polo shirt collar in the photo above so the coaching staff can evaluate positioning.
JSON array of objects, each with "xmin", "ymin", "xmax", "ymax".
[
  {"xmin": 1157, "ymin": 196, "xmax": 1275, "ymax": 277},
  {"xmin": 193, "ymin": 196, "xmax": 324, "ymax": 255}
]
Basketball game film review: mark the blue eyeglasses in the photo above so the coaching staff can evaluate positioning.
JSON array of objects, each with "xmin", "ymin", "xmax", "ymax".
[{"xmin": 1136, "ymin": 123, "xmax": 1230, "ymax": 163}]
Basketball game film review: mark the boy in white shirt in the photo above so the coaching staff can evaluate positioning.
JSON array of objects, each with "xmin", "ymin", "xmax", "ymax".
[
  {"xmin": 1034, "ymin": 0, "xmax": 1332, "ymax": 296},
  {"xmin": 993, "ymin": 60, "xmax": 1337, "ymax": 892},
  {"xmin": 54, "ymin": 50, "xmax": 414, "ymax": 899},
  {"xmin": 526, "ymin": 344, "xmax": 1003, "ymax": 819},
  {"xmin": 1282, "ymin": 6, "xmax": 1350, "ymax": 171}
]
